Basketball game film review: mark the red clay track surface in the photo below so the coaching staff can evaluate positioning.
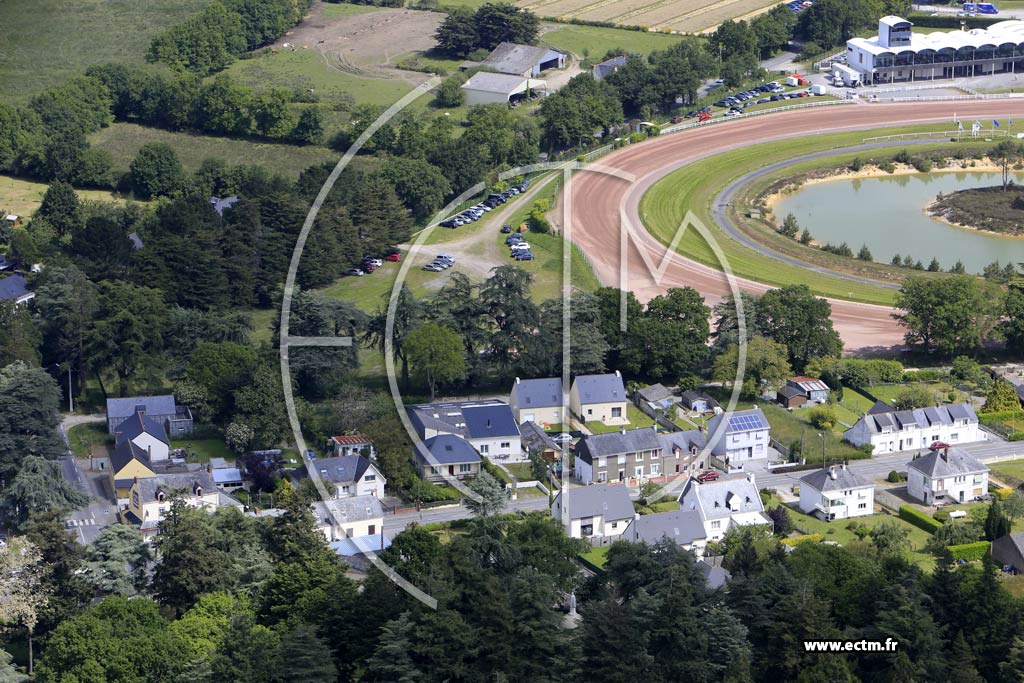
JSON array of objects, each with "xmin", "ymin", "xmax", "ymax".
[{"xmin": 561, "ymin": 101, "xmax": 1024, "ymax": 351}]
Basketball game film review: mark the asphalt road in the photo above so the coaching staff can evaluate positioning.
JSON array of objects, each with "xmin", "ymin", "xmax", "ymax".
[
  {"xmin": 383, "ymin": 494, "xmax": 551, "ymax": 535},
  {"xmin": 561, "ymin": 100, "xmax": 1024, "ymax": 351}
]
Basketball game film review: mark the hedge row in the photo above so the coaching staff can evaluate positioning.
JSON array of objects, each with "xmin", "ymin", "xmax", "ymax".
[
  {"xmin": 899, "ymin": 505, "xmax": 942, "ymax": 534},
  {"xmin": 781, "ymin": 533, "xmax": 824, "ymax": 547},
  {"xmin": 948, "ymin": 540, "xmax": 991, "ymax": 562},
  {"xmin": 978, "ymin": 410, "xmax": 1024, "ymax": 423}
]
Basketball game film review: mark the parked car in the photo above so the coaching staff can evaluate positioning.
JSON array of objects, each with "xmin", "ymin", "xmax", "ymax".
[
  {"xmin": 552, "ymin": 433, "xmax": 573, "ymax": 444},
  {"xmin": 423, "ymin": 263, "xmax": 444, "ymax": 272},
  {"xmin": 385, "ymin": 253, "xmax": 401, "ymax": 262},
  {"xmin": 506, "ymin": 235, "xmax": 524, "ymax": 245},
  {"xmin": 757, "ymin": 98, "xmax": 769, "ymax": 104},
  {"xmin": 363, "ymin": 258, "xmax": 383, "ymax": 267},
  {"xmin": 431, "ymin": 260, "xmax": 451, "ymax": 270},
  {"xmin": 510, "ymin": 242, "xmax": 530, "ymax": 251},
  {"xmin": 697, "ymin": 470, "xmax": 720, "ymax": 483},
  {"xmin": 344, "ymin": 268, "xmax": 365, "ymax": 276},
  {"xmin": 501, "ymin": 224, "xmax": 512, "ymax": 233},
  {"xmin": 514, "ymin": 251, "xmax": 535, "ymax": 261}
]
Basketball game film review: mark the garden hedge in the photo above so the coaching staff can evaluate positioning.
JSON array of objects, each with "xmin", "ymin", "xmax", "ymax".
[
  {"xmin": 948, "ymin": 540, "xmax": 990, "ymax": 562},
  {"xmin": 899, "ymin": 505, "xmax": 942, "ymax": 534},
  {"xmin": 781, "ymin": 533, "xmax": 823, "ymax": 547}
]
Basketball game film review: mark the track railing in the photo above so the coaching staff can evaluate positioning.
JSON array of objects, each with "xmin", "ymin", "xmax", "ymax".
[{"xmin": 659, "ymin": 99, "xmax": 856, "ymax": 135}]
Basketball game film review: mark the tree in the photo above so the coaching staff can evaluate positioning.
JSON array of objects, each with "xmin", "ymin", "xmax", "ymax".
[
  {"xmin": 276, "ymin": 624, "xmax": 337, "ymax": 683},
  {"xmin": 799, "ymin": 228, "xmax": 812, "ymax": 244},
  {"xmin": 434, "ymin": 8, "xmax": 478, "ymax": 57},
  {"xmin": 364, "ymin": 613, "xmax": 422, "ymax": 683},
  {"xmin": 869, "ymin": 519, "xmax": 910, "ymax": 555},
  {"xmin": 376, "ymin": 157, "xmax": 451, "ymax": 220},
  {"xmin": 0, "ymin": 649, "xmax": 26, "ymax": 683},
  {"xmin": 806, "ymin": 405, "xmax": 837, "ymax": 430},
  {"xmin": 0, "ymin": 456, "xmax": 88, "ymax": 531},
  {"xmin": 405, "ymin": 323, "xmax": 466, "ymax": 400},
  {"xmin": 0, "ymin": 538, "xmax": 46, "ymax": 674},
  {"xmin": 620, "ymin": 287, "xmax": 709, "ymax": 382},
  {"xmin": 464, "ymin": 470, "xmax": 509, "ymax": 517},
  {"xmin": 984, "ymin": 499, "xmax": 1012, "ymax": 541},
  {"xmin": 152, "ymin": 501, "xmax": 232, "ymax": 613},
  {"xmin": 435, "ymin": 73, "xmax": 466, "ymax": 108},
  {"xmin": 362, "ymin": 283, "xmax": 422, "ymax": 390},
  {"xmin": 927, "ymin": 257, "xmax": 942, "ymax": 272},
  {"xmin": 35, "ymin": 181, "xmax": 80, "ymax": 238},
  {"xmin": 0, "ymin": 301, "xmax": 40, "ymax": 367},
  {"xmin": 713, "ymin": 335, "xmax": 792, "ymax": 393},
  {"xmin": 990, "ymin": 139, "xmax": 1021, "ymax": 191},
  {"xmin": 766, "ymin": 505, "xmax": 793, "ymax": 537},
  {"xmin": 950, "ymin": 355, "xmax": 982, "ymax": 385},
  {"xmin": 87, "ymin": 281, "xmax": 168, "ymax": 396},
  {"xmin": 32, "ymin": 265, "xmax": 97, "ymax": 398},
  {"xmin": 67, "ymin": 215, "xmax": 134, "ymax": 280},
  {"xmin": 894, "ymin": 275, "xmax": 1001, "ymax": 356},
  {"xmin": 891, "ymin": 384, "xmax": 935, "ymax": 410},
  {"xmin": 473, "ymin": 3, "xmax": 539, "ymax": 50},
  {"xmin": 756, "ymin": 285, "xmax": 842, "ymax": 372},
  {"xmin": 480, "ymin": 266, "xmax": 538, "ymax": 369},
  {"xmin": 857, "ymin": 244, "xmax": 873, "ymax": 261},
  {"xmin": 981, "ymin": 379, "xmax": 1020, "ymax": 414},
  {"xmin": 83, "ymin": 524, "xmax": 151, "ymax": 596},
  {"xmin": 779, "ymin": 214, "xmax": 800, "ymax": 237},
  {"xmin": 290, "ymin": 105, "xmax": 324, "ymax": 145},
  {"xmin": 0, "ymin": 362, "xmax": 65, "ymax": 482},
  {"xmin": 130, "ymin": 142, "xmax": 184, "ymax": 198}
]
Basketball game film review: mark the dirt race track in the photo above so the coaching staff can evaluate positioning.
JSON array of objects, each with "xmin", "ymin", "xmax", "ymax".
[{"xmin": 559, "ymin": 100, "xmax": 1024, "ymax": 352}]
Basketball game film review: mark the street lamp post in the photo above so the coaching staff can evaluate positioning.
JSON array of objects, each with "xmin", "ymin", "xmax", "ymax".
[
  {"xmin": 52, "ymin": 363, "xmax": 73, "ymax": 413},
  {"xmin": 818, "ymin": 432, "xmax": 826, "ymax": 470}
]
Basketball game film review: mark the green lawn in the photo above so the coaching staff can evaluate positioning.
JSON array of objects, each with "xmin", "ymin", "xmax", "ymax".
[
  {"xmin": 67, "ymin": 422, "xmax": 112, "ymax": 458},
  {"xmin": 992, "ymin": 459, "xmax": 1024, "ymax": 486},
  {"xmin": 640, "ymin": 125, "xmax": 975, "ymax": 305},
  {"xmin": 0, "ymin": 174, "xmax": 136, "ymax": 220},
  {"xmin": 505, "ymin": 463, "xmax": 536, "ymax": 481},
  {"xmin": 246, "ymin": 308, "xmax": 278, "ymax": 345},
  {"xmin": 322, "ymin": 2, "xmax": 382, "ymax": 17},
  {"xmin": 758, "ymin": 401, "xmax": 866, "ymax": 461},
  {"xmin": 868, "ymin": 382, "xmax": 964, "ymax": 405},
  {"xmin": 579, "ymin": 545, "xmax": 610, "ymax": 570},
  {"xmin": 0, "ymin": 0, "xmax": 212, "ymax": 102},
  {"xmin": 170, "ymin": 438, "xmax": 231, "ymax": 462},
  {"xmin": 585, "ymin": 406, "xmax": 655, "ymax": 433},
  {"xmin": 541, "ymin": 25, "xmax": 685, "ymax": 60},
  {"xmin": 90, "ymin": 123, "xmax": 339, "ymax": 179},
  {"xmin": 840, "ymin": 389, "xmax": 877, "ymax": 415}
]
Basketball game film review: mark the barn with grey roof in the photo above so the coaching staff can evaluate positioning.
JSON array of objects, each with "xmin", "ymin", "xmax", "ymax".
[{"xmin": 480, "ymin": 42, "xmax": 565, "ymax": 77}]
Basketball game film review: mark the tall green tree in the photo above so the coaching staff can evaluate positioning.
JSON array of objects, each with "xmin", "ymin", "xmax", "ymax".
[
  {"xmin": 480, "ymin": 266, "xmax": 538, "ymax": 370},
  {"xmin": 276, "ymin": 624, "xmax": 337, "ymax": 683},
  {"xmin": 0, "ymin": 301, "xmax": 40, "ymax": 367},
  {"xmin": 0, "ymin": 456, "xmax": 88, "ymax": 531},
  {"xmin": 83, "ymin": 524, "xmax": 151, "ymax": 596},
  {"xmin": 0, "ymin": 362, "xmax": 64, "ymax": 482},
  {"xmin": 981, "ymin": 379, "xmax": 1020, "ymax": 414},
  {"xmin": 620, "ymin": 287, "xmax": 709, "ymax": 382},
  {"xmin": 152, "ymin": 501, "xmax": 233, "ymax": 613},
  {"xmin": 130, "ymin": 142, "xmax": 184, "ymax": 198},
  {"xmin": 464, "ymin": 470, "xmax": 509, "ymax": 517},
  {"xmin": 894, "ymin": 275, "xmax": 1001, "ymax": 356},
  {"xmin": 86, "ymin": 280, "xmax": 168, "ymax": 396},
  {"xmin": 405, "ymin": 323, "xmax": 466, "ymax": 400},
  {"xmin": 35, "ymin": 181, "xmax": 81, "ymax": 238},
  {"xmin": 755, "ymin": 285, "xmax": 842, "ymax": 372}
]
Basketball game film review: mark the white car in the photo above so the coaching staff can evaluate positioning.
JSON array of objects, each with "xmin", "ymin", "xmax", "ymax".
[
  {"xmin": 510, "ymin": 242, "xmax": 530, "ymax": 251},
  {"xmin": 552, "ymin": 433, "xmax": 573, "ymax": 445},
  {"xmin": 363, "ymin": 258, "xmax": 383, "ymax": 267},
  {"xmin": 437, "ymin": 253, "xmax": 455, "ymax": 262}
]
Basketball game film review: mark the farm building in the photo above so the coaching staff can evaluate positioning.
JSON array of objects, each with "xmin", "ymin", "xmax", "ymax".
[
  {"xmin": 481, "ymin": 42, "xmax": 566, "ymax": 77},
  {"xmin": 592, "ymin": 55, "xmax": 627, "ymax": 80},
  {"xmin": 461, "ymin": 72, "xmax": 547, "ymax": 106},
  {"xmin": 848, "ymin": 16, "xmax": 1024, "ymax": 83}
]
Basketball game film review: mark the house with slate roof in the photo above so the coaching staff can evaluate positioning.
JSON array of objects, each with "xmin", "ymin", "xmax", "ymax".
[
  {"xmin": 680, "ymin": 390, "xmax": 719, "ymax": 414},
  {"xmin": 623, "ymin": 508, "xmax": 707, "ymax": 555},
  {"xmin": 658, "ymin": 429, "xmax": 709, "ymax": 479},
  {"xmin": 519, "ymin": 420, "xmax": 559, "ymax": 461},
  {"xmin": 705, "ymin": 407, "xmax": 771, "ymax": 468},
  {"xmin": 798, "ymin": 464, "xmax": 875, "ymax": 520},
  {"xmin": 570, "ymin": 371, "xmax": 629, "ymax": 426},
  {"xmin": 312, "ymin": 495, "xmax": 384, "ymax": 542},
  {"xmin": 109, "ymin": 439, "xmax": 155, "ymax": 508},
  {"xmin": 106, "ymin": 394, "xmax": 193, "ymax": 437},
  {"xmin": 114, "ymin": 409, "xmax": 170, "ymax": 462},
  {"xmin": 126, "ymin": 471, "xmax": 241, "ymax": 542},
  {"xmin": 907, "ymin": 444, "xmax": 989, "ymax": 505},
  {"xmin": 210, "ymin": 196, "xmax": 239, "ymax": 216},
  {"xmin": 574, "ymin": 427, "xmax": 662, "ymax": 484},
  {"xmin": 407, "ymin": 399, "xmax": 523, "ymax": 462},
  {"xmin": 509, "ymin": 377, "xmax": 564, "ymax": 427},
  {"xmin": 844, "ymin": 402, "xmax": 983, "ymax": 454},
  {"xmin": 290, "ymin": 455, "xmax": 385, "ymax": 498},
  {"xmin": 591, "ymin": 54, "xmax": 627, "ymax": 80},
  {"xmin": 993, "ymin": 531, "xmax": 1024, "ymax": 573},
  {"xmin": 679, "ymin": 473, "xmax": 772, "ymax": 542},
  {"xmin": 480, "ymin": 42, "xmax": 565, "ymax": 77},
  {"xmin": 413, "ymin": 434, "xmax": 482, "ymax": 482},
  {"xmin": 0, "ymin": 274, "xmax": 33, "ymax": 305},
  {"xmin": 207, "ymin": 457, "xmax": 244, "ymax": 491},
  {"xmin": 551, "ymin": 483, "xmax": 634, "ymax": 540}
]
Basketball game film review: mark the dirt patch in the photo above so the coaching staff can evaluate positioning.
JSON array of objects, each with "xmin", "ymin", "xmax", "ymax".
[{"xmin": 278, "ymin": 4, "xmax": 442, "ymax": 84}]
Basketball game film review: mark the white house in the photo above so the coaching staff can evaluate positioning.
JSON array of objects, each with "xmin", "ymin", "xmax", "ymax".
[
  {"xmin": 678, "ymin": 473, "xmax": 772, "ymax": 542},
  {"xmin": 798, "ymin": 464, "xmax": 875, "ymax": 520},
  {"xmin": 289, "ymin": 455, "xmax": 385, "ymax": 498},
  {"xmin": 706, "ymin": 407, "xmax": 771, "ymax": 468},
  {"xmin": 907, "ymin": 445, "xmax": 990, "ymax": 505},
  {"xmin": 312, "ymin": 495, "xmax": 384, "ymax": 542},
  {"xmin": 570, "ymin": 371, "xmax": 629, "ymax": 426},
  {"xmin": 407, "ymin": 400, "xmax": 523, "ymax": 462},
  {"xmin": 551, "ymin": 483, "xmax": 634, "ymax": 540},
  {"xmin": 509, "ymin": 377, "xmax": 564, "ymax": 427},
  {"xmin": 623, "ymin": 509, "xmax": 707, "ymax": 556},
  {"xmin": 126, "ymin": 471, "xmax": 241, "ymax": 542},
  {"xmin": 327, "ymin": 434, "xmax": 375, "ymax": 459},
  {"xmin": 844, "ymin": 403, "xmax": 984, "ymax": 455},
  {"xmin": 113, "ymin": 408, "xmax": 170, "ymax": 462}
]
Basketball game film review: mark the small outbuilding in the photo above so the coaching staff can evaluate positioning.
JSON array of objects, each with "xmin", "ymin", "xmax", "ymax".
[{"xmin": 461, "ymin": 72, "xmax": 547, "ymax": 106}]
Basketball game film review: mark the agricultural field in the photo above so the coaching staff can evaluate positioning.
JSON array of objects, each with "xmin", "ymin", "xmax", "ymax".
[
  {"xmin": 89, "ymin": 123, "xmax": 339, "ymax": 180},
  {"xmin": 522, "ymin": 0, "xmax": 780, "ymax": 32},
  {"xmin": 0, "ymin": 0, "xmax": 212, "ymax": 102},
  {"xmin": 541, "ymin": 24, "xmax": 686, "ymax": 59},
  {"xmin": 0, "ymin": 175, "xmax": 134, "ymax": 220}
]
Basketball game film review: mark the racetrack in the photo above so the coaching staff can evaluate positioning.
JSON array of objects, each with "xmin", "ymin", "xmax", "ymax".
[{"xmin": 559, "ymin": 100, "xmax": 1024, "ymax": 352}]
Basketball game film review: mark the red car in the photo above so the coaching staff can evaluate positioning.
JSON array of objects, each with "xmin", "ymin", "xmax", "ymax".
[
  {"xmin": 385, "ymin": 253, "xmax": 401, "ymax": 262},
  {"xmin": 696, "ymin": 470, "xmax": 719, "ymax": 483}
]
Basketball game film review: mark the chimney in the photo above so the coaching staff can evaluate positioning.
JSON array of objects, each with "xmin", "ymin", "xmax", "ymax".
[
  {"xmin": 207, "ymin": 463, "xmax": 212, "ymax": 474},
  {"xmin": 620, "ymin": 427, "xmax": 626, "ymax": 435},
  {"xmin": 486, "ymin": 418, "xmax": 492, "ymax": 428},
  {"xmin": 515, "ymin": 377, "xmax": 520, "ymax": 385},
  {"xmin": 746, "ymin": 472, "xmax": 754, "ymax": 483},
  {"xmin": 828, "ymin": 465, "xmax": 837, "ymax": 480},
  {"xmin": 942, "ymin": 446, "xmax": 950, "ymax": 463}
]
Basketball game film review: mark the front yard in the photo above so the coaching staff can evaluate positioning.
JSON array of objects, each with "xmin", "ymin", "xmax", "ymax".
[
  {"xmin": 757, "ymin": 402, "xmax": 867, "ymax": 461},
  {"xmin": 67, "ymin": 422, "xmax": 112, "ymax": 458},
  {"xmin": 170, "ymin": 438, "xmax": 232, "ymax": 462},
  {"xmin": 587, "ymin": 405, "xmax": 656, "ymax": 434},
  {"xmin": 990, "ymin": 458, "xmax": 1024, "ymax": 486}
]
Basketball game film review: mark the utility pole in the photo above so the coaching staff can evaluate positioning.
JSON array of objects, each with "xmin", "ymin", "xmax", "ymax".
[{"xmin": 819, "ymin": 432, "xmax": 826, "ymax": 469}]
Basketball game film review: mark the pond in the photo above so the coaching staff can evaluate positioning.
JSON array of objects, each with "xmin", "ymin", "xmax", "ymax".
[{"xmin": 772, "ymin": 171, "xmax": 1024, "ymax": 273}]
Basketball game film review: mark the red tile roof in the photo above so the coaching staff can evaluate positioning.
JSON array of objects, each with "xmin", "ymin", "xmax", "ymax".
[{"xmin": 330, "ymin": 434, "xmax": 372, "ymax": 446}]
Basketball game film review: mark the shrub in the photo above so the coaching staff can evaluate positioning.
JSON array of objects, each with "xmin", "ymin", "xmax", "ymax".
[
  {"xmin": 934, "ymin": 508, "xmax": 951, "ymax": 523},
  {"xmin": 894, "ymin": 149, "xmax": 912, "ymax": 164},
  {"xmin": 887, "ymin": 470, "xmax": 902, "ymax": 483},
  {"xmin": 899, "ymin": 505, "xmax": 942, "ymax": 534},
  {"xmin": 994, "ymin": 486, "xmax": 1015, "ymax": 500},
  {"xmin": 879, "ymin": 161, "xmax": 896, "ymax": 174},
  {"xmin": 912, "ymin": 157, "xmax": 933, "ymax": 173},
  {"xmin": 781, "ymin": 533, "xmax": 823, "ymax": 547},
  {"xmin": 948, "ymin": 540, "xmax": 990, "ymax": 562},
  {"xmin": 807, "ymin": 405, "xmax": 838, "ymax": 430},
  {"xmin": 849, "ymin": 157, "xmax": 863, "ymax": 172}
]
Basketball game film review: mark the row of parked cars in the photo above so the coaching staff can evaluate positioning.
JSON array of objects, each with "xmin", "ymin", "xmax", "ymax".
[
  {"xmin": 344, "ymin": 251, "xmax": 401, "ymax": 277},
  {"xmin": 505, "ymin": 232, "xmax": 534, "ymax": 261},
  {"xmin": 422, "ymin": 253, "xmax": 456, "ymax": 272},
  {"xmin": 713, "ymin": 81, "xmax": 786, "ymax": 109},
  {"xmin": 439, "ymin": 180, "xmax": 533, "ymax": 229}
]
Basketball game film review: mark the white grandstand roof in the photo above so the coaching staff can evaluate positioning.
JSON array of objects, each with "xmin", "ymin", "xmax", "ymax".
[{"xmin": 849, "ymin": 18, "xmax": 1024, "ymax": 56}]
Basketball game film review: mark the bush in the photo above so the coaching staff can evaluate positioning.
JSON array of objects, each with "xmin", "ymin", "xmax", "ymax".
[
  {"xmin": 948, "ymin": 540, "xmax": 990, "ymax": 562},
  {"xmin": 994, "ymin": 486, "xmax": 1015, "ymax": 500},
  {"xmin": 807, "ymin": 405, "xmax": 838, "ymax": 430},
  {"xmin": 849, "ymin": 156, "xmax": 863, "ymax": 172},
  {"xmin": 912, "ymin": 157, "xmax": 933, "ymax": 173},
  {"xmin": 879, "ymin": 161, "xmax": 896, "ymax": 174},
  {"xmin": 887, "ymin": 470, "xmax": 902, "ymax": 483},
  {"xmin": 894, "ymin": 149, "xmax": 912, "ymax": 164},
  {"xmin": 781, "ymin": 533, "xmax": 823, "ymax": 547},
  {"xmin": 934, "ymin": 508, "xmax": 951, "ymax": 523},
  {"xmin": 899, "ymin": 505, "xmax": 943, "ymax": 533}
]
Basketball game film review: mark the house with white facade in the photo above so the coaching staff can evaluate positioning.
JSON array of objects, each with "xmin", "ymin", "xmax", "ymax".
[
  {"xmin": 125, "ymin": 471, "xmax": 242, "ymax": 542},
  {"xmin": 570, "ymin": 372, "xmax": 629, "ymax": 427},
  {"xmin": 407, "ymin": 400, "xmax": 523, "ymax": 462},
  {"xmin": 574, "ymin": 427, "xmax": 662, "ymax": 485},
  {"xmin": 907, "ymin": 445, "xmax": 990, "ymax": 505},
  {"xmin": 509, "ymin": 377, "xmax": 564, "ymax": 427},
  {"xmin": 678, "ymin": 473, "xmax": 772, "ymax": 542},
  {"xmin": 798, "ymin": 464, "xmax": 875, "ymax": 520},
  {"xmin": 550, "ymin": 483, "xmax": 634, "ymax": 541},
  {"xmin": 623, "ymin": 509, "xmax": 707, "ymax": 556},
  {"xmin": 706, "ymin": 407, "xmax": 771, "ymax": 469},
  {"xmin": 113, "ymin": 408, "xmax": 170, "ymax": 462},
  {"xmin": 289, "ymin": 455, "xmax": 385, "ymax": 498},
  {"xmin": 312, "ymin": 495, "xmax": 384, "ymax": 542},
  {"xmin": 413, "ymin": 434, "xmax": 482, "ymax": 483},
  {"xmin": 844, "ymin": 403, "xmax": 984, "ymax": 455}
]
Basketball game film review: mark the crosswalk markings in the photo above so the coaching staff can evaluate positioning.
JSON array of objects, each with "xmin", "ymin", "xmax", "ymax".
[{"xmin": 65, "ymin": 519, "xmax": 96, "ymax": 527}]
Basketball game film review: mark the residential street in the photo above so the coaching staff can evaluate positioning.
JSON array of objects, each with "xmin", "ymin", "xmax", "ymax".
[
  {"xmin": 57, "ymin": 415, "xmax": 116, "ymax": 544},
  {"xmin": 383, "ymin": 494, "xmax": 550, "ymax": 535}
]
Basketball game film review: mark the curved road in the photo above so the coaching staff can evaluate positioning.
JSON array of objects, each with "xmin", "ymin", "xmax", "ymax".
[{"xmin": 562, "ymin": 101, "xmax": 1024, "ymax": 351}]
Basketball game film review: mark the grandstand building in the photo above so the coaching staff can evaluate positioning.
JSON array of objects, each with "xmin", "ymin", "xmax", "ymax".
[{"xmin": 847, "ymin": 16, "xmax": 1024, "ymax": 83}]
